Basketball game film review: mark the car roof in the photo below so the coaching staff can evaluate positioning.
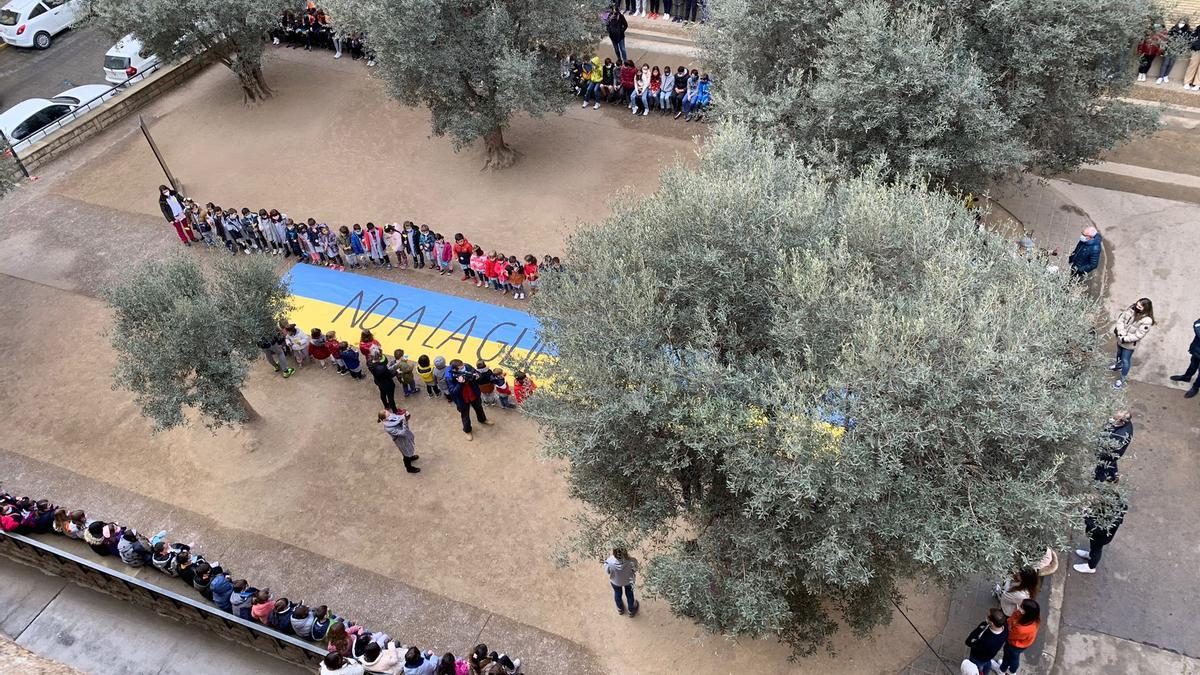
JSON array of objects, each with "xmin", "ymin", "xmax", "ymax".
[
  {"xmin": 51, "ymin": 84, "xmax": 112, "ymax": 104},
  {"xmin": 0, "ymin": 99, "xmax": 56, "ymax": 125},
  {"xmin": 0, "ymin": 0, "xmax": 45, "ymax": 13},
  {"xmin": 106, "ymin": 33, "xmax": 143, "ymax": 57}
]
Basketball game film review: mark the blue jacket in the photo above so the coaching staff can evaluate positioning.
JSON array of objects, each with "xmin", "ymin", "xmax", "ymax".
[
  {"xmin": 341, "ymin": 349, "xmax": 361, "ymax": 370},
  {"xmin": 1190, "ymin": 318, "xmax": 1200, "ymax": 358},
  {"xmin": 210, "ymin": 574, "xmax": 234, "ymax": 612},
  {"xmin": 350, "ymin": 231, "xmax": 366, "ymax": 255},
  {"xmin": 1068, "ymin": 233, "xmax": 1102, "ymax": 274},
  {"xmin": 696, "ymin": 79, "xmax": 711, "ymax": 105},
  {"xmin": 445, "ymin": 364, "xmax": 483, "ymax": 409}
]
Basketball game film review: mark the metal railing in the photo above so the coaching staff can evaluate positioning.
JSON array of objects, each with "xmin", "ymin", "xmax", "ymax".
[
  {"xmin": 0, "ymin": 529, "xmax": 325, "ymax": 668},
  {"xmin": 6, "ymin": 59, "xmax": 164, "ymax": 154}
]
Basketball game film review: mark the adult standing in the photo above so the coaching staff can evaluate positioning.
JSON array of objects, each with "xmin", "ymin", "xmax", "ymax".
[
  {"xmin": 158, "ymin": 185, "xmax": 194, "ymax": 246},
  {"xmin": 603, "ymin": 547, "xmax": 640, "ymax": 617},
  {"xmin": 998, "ymin": 599, "xmax": 1040, "ymax": 674},
  {"xmin": 445, "ymin": 359, "xmax": 492, "ymax": 440},
  {"xmin": 607, "ymin": 8, "xmax": 628, "ymax": 63},
  {"xmin": 1168, "ymin": 316, "xmax": 1200, "ymax": 398},
  {"xmin": 378, "ymin": 409, "xmax": 420, "ymax": 474},
  {"xmin": 1067, "ymin": 226, "xmax": 1102, "ymax": 278},
  {"xmin": 1111, "ymin": 298, "xmax": 1155, "ymax": 389},
  {"xmin": 1094, "ymin": 410, "xmax": 1133, "ymax": 481},
  {"xmin": 963, "ymin": 608, "xmax": 1008, "ymax": 674},
  {"xmin": 1073, "ymin": 485, "xmax": 1128, "ymax": 575},
  {"xmin": 257, "ymin": 332, "xmax": 294, "ymax": 378},
  {"xmin": 1184, "ymin": 23, "xmax": 1200, "ymax": 90},
  {"xmin": 995, "ymin": 568, "xmax": 1039, "ymax": 617},
  {"xmin": 368, "ymin": 349, "xmax": 400, "ymax": 413}
]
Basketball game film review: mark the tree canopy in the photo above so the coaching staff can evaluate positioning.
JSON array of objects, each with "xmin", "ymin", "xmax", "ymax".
[
  {"xmin": 85, "ymin": 0, "xmax": 289, "ymax": 102},
  {"xmin": 525, "ymin": 128, "xmax": 1119, "ymax": 654},
  {"xmin": 105, "ymin": 255, "xmax": 291, "ymax": 431},
  {"xmin": 325, "ymin": 0, "xmax": 602, "ymax": 169},
  {"xmin": 700, "ymin": 0, "xmax": 1160, "ymax": 190}
]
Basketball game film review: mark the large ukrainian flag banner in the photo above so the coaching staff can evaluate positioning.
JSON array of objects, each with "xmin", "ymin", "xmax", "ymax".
[{"xmin": 287, "ymin": 265, "xmax": 552, "ymax": 370}]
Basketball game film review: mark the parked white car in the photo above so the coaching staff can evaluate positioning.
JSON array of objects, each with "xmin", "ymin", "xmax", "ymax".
[
  {"xmin": 0, "ymin": 0, "xmax": 82, "ymax": 49},
  {"xmin": 0, "ymin": 84, "xmax": 118, "ymax": 149},
  {"xmin": 103, "ymin": 34, "xmax": 161, "ymax": 85}
]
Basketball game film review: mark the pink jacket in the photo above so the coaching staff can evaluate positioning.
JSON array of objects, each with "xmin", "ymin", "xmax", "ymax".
[{"xmin": 470, "ymin": 254, "xmax": 488, "ymax": 274}]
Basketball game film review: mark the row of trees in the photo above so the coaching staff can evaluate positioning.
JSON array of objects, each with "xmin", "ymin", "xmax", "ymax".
[{"xmin": 92, "ymin": 0, "xmax": 1158, "ymax": 658}]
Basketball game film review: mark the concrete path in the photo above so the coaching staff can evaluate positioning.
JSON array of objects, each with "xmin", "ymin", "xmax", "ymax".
[{"xmin": 0, "ymin": 555, "xmax": 309, "ymax": 675}]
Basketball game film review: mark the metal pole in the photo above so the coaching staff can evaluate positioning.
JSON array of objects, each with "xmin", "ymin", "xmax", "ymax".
[
  {"xmin": 0, "ymin": 129, "xmax": 31, "ymax": 179},
  {"xmin": 138, "ymin": 115, "xmax": 180, "ymax": 193}
]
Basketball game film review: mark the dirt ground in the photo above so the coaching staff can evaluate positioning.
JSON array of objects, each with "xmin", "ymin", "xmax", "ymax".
[{"xmin": 0, "ymin": 48, "xmax": 947, "ymax": 674}]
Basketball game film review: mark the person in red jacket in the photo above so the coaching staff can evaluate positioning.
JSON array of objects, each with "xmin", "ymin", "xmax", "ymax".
[
  {"xmin": 359, "ymin": 329, "xmax": 382, "ymax": 358},
  {"xmin": 999, "ymin": 599, "xmax": 1040, "ymax": 673},
  {"xmin": 1136, "ymin": 25, "xmax": 1166, "ymax": 81},
  {"xmin": 523, "ymin": 255, "xmax": 540, "ymax": 295},
  {"xmin": 618, "ymin": 60, "xmax": 637, "ymax": 106},
  {"xmin": 513, "ymin": 371, "xmax": 537, "ymax": 404},
  {"xmin": 453, "ymin": 233, "xmax": 475, "ymax": 282}
]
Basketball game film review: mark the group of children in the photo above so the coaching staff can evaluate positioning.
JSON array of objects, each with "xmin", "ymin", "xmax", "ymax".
[
  {"xmin": 262, "ymin": 323, "xmax": 539, "ymax": 411},
  {"xmin": 272, "ymin": 3, "xmax": 375, "ymax": 65},
  {"xmin": 0, "ymin": 491, "xmax": 523, "ymax": 675},
  {"xmin": 569, "ymin": 57, "xmax": 712, "ymax": 121},
  {"xmin": 157, "ymin": 186, "xmax": 564, "ymax": 303}
]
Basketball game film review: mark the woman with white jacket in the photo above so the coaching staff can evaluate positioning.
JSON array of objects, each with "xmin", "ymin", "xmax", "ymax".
[{"xmin": 1112, "ymin": 297, "xmax": 1155, "ymax": 388}]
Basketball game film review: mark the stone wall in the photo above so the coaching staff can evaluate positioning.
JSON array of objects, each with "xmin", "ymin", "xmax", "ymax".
[
  {"xmin": 0, "ymin": 532, "xmax": 324, "ymax": 669},
  {"xmin": 16, "ymin": 57, "xmax": 211, "ymax": 174}
]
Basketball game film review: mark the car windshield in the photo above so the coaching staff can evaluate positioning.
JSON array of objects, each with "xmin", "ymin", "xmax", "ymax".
[
  {"xmin": 104, "ymin": 55, "xmax": 131, "ymax": 70},
  {"xmin": 0, "ymin": 9, "xmax": 20, "ymax": 25}
]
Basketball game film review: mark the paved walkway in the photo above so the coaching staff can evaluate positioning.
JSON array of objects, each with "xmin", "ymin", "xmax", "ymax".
[{"xmin": 0, "ymin": 555, "xmax": 308, "ymax": 675}]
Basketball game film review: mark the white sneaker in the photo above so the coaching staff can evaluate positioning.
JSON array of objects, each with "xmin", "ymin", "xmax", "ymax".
[
  {"xmin": 334, "ymin": 54, "xmax": 341, "ymax": 59},
  {"xmin": 594, "ymin": 102, "xmax": 600, "ymax": 109},
  {"xmin": 1137, "ymin": 73, "xmax": 1146, "ymax": 81},
  {"xmin": 1164, "ymin": 77, "xmax": 1170, "ymax": 83},
  {"xmin": 1072, "ymin": 563, "xmax": 1096, "ymax": 574},
  {"xmin": 512, "ymin": 658, "xmax": 522, "ymax": 673},
  {"xmin": 642, "ymin": 109, "xmax": 649, "ymax": 116},
  {"xmin": 631, "ymin": 108, "xmax": 637, "ymax": 115},
  {"xmin": 582, "ymin": 102, "xmax": 588, "ymax": 108},
  {"xmin": 273, "ymin": 37, "xmax": 280, "ymax": 45},
  {"xmin": 663, "ymin": 13, "xmax": 670, "ymax": 19},
  {"xmin": 1155, "ymin": 77, "xmax": 1164, "ymax": 84},
  {"xmin": 1114, "ymin": 379, "xmax": 1125, "ymax": 389},
  {"xmin": 514, "ymin": 292, "xmax": 520, "ymax": 298},
  {"xmin": 367, "ymin": 59, "xmax": 375, "ymax": 66},
  {"xmin": 1075, "ymin": 549, "xmax": 1090, "ymax": 560}
]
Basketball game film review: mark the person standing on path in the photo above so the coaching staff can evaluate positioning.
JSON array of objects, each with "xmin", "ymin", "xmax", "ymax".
[
  {"xmin": 158, "ymin": 185, "xmax": 194, "ymax": 246},
  {"xmin": 1111, "ymin": 298, "xmax": 1155, "ymax": 389},
  {"xmin": 368, "ymin": 348, "xmax": 400, "ymax": 413},
  {"xmin": 604, "ymin": 547, "xmax": 640, "ymax": 617},
  {"xmin": 1073, "ymin": 485, "xmax": 1128, "ymax": 575},
  {"xmin": 1094, "ymin": 410, "xmax": 1133, "ymax": 481},
  {"xmin": 998, "ymin": 599, "xmax": 1040, "ymax": 674},
  {"xmin": 607, "ymin": 8, "xmax": 628, "ymax": 63},
  {"xmin": 257, "ymin": 332, "xmax": 294, "ymax": 378},
  {"xmin": 1168, "ymin": 316, "xmax": 1200, "ymax": 398},
  {"xmin": 1067, "ymin": 226, "xmax": 1102, "ymax": 278},
  {"xmin": 378, "ymin": 409, "xmax": 420, "ymax": 474},
  {"xmin": 445, "ymin": 359, "xmax": 491, "ymax": 440},
  {"xmin": 964, "ymin": 608, "xmax": 1009, "ymax": 674}
]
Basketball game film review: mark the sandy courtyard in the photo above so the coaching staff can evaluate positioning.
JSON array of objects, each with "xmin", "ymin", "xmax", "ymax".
[{"xmin": 0, "ymin": 47, "xmax": 946, "ymax": 674}]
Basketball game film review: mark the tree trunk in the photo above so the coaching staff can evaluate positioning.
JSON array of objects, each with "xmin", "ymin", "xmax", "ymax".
[
  {"xmin": 237, "ymin": 390, "xmax": 260, "ymax": 422},
  {"xmin": 481, "ymin": 127, "xmax": 517, "ymax": 171},
  {"xmin": 232, "ymin": 63, "xmax": 272, "ymax": 105}
]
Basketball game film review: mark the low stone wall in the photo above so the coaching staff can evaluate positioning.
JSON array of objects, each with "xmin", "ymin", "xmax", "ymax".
[
  {"xmin": 0, "ymin": 531, "xmax": 324, "ymax": 669},
  {"xmin": 17, "ymin": 57, "xmax": 211, "ymax": 174}
]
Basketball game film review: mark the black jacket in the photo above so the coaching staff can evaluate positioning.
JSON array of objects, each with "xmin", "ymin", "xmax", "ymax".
[
  {"xmin": 1189, "ymin": 317, "xmax": 1200, "ymax": 357},
  {"xmin": 158, "ymin": 189, "xmax": 182, "ymax": 222},
  {"xmin": 964, "ymin": 621, "xmax": 1007, "ymax": 662},
  {"xmin": 607, "ymin": 13, "xmax": 627, "ymax": 41},
  {"xmin": 369, "ymin": 360, "xmax": 397, "ymax": 389}
]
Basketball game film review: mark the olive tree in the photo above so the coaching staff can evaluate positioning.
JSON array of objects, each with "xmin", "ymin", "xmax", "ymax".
[
  {"xmin": 85, "ymin": 0, "xmax": 290, "ymax": 102},
  {"xmin": 701, "ymin": 0, "xmax": 1160, "ymax": 190},
  {"xmin": 525, "ymin": 128, "xmax": 1120, "ymax": 655},
  {"xmin": 325, "ymin": 0, "xmax": 603, "ymax": 169},
  {"xmin": 105, "ymin": 255, "xmax": 291, "ymax": 431}
]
